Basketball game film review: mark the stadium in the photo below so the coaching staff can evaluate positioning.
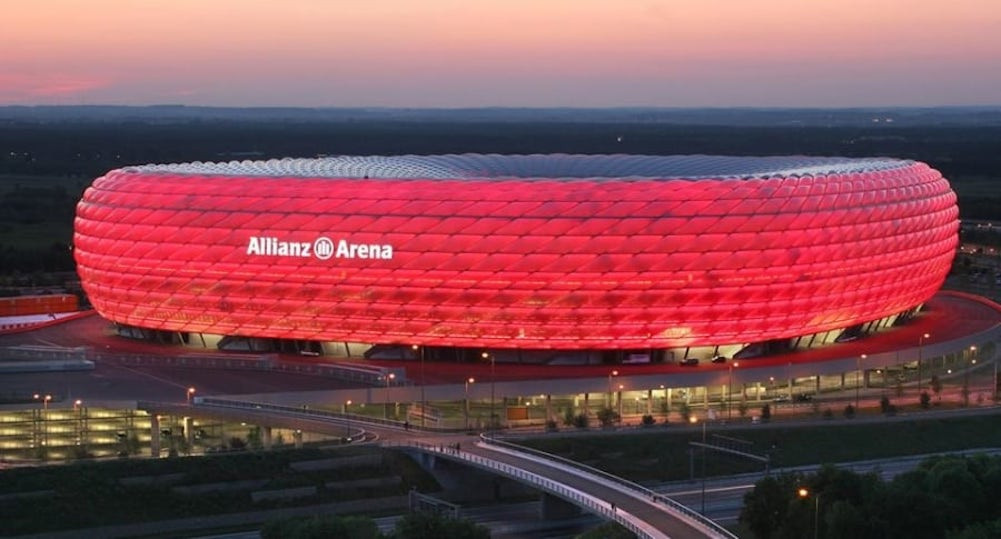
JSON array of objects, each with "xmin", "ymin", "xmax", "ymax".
[{"xmin": 73, "ymin": 154, "xmax": 958, "ymax": 365}]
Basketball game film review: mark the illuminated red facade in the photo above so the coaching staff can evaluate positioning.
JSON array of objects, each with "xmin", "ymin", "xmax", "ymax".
[{"xmin": 74, "ymin": 155, "xmax": 958, "ymax": 349}]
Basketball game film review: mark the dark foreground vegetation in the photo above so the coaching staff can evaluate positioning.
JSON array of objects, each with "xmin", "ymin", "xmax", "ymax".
[
  {"xmin": 1, "ymin": 107, "xmax": 1000, "ymax": 280},
  {"xmin": 741, "ymin": 455, "xmax": 1001, "ymax": 539},
  {"xmin": 0, "ymin": 446, "xmax": 437, "ymax": 536}
]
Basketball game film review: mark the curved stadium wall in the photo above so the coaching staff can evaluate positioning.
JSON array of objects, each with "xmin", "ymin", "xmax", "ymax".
[{"xmin": 73, "ymin": 154, "xmax": 958, "ymax": 350}]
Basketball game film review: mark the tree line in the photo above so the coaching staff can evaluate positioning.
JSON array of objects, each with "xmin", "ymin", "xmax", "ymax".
[{"xmin": 741, "ymin": 454, "xmax": 1001, "ymax": 539}]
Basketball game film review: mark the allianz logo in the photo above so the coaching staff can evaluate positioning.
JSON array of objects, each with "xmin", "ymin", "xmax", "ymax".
[{"xmin": 246, "ymin": 236, "xmax": 394, "ymax": 260}]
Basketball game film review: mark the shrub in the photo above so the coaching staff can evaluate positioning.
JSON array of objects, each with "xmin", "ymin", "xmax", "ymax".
[
  {"xmin": 760, "ymin": 404, "xmax": 771, "ymax": 422},
  {"xmin": 596, "ymin": 407, "xmax": 620, "ymax": 427},
  {"xmin": 879, "ymin": 395, "xmax": 892, "ymax": 414},
  {"xmin": 680, "ymin": 403, "xmax": 692, "ymax": 424},
  {"xmin": 822, "ymin": 408, "xmax": 834, "ymax": 420},
  {"xmin": 919, "ymin": 391, "xmax": 931, "ymax": 409},
  {"xmin": 573, "ymin": 413, "xmax": 589, "ymax": 429},
  {"xmin": 844, "ymin": 404, "xmax": 856, "ymax": 418},
  {"xmin": 641, "ymin": 414, "xmax": 655, "ymax": 427}
]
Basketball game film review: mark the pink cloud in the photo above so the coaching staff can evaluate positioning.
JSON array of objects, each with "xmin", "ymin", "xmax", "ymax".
[{"xmin": 0, "ymin": 73, "xmax": 110, "ymax": 102}]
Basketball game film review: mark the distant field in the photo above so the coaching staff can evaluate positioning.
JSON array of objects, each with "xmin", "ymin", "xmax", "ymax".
[{"xmin": 950, "ymin": 174, "xmax": 1001, "ymax": 197}]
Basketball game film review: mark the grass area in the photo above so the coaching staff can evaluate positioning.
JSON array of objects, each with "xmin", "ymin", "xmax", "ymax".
[
  {"xmin": 0, "ymin": 445, "xmax": 438, "ymax": 536},
  {"xmin": 516, "ymin": 413, "xmax": 1001, "ymax": 483}
]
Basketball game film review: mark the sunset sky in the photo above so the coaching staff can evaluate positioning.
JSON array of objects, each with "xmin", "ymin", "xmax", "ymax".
[{"xmin": 3, "ymin": 0, "xmax": 999, "ymax": 107}]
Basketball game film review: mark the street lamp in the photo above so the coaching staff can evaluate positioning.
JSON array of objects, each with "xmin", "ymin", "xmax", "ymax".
[
  {"xmin": 917, "ymin": 333, "xmax": 930, "ymax": 396},
  {"xmin": 344, "ymin": 399, "xmax": 353, "ymax": 442},
  {"xmin": 856, "ymin": 354, "xmax": 866, "ymax": 411},
  {"xmin": 690, "ymin": 415, "xmax": 708, "ymax": 514},
  {"xmin": 608, "ymin": 369, "xmax": 619, "ymax": 409},
  {"xmin": 464, "ymin": 377, "xmax": 475, "ymax": 430},
  {"xmin": 728, "ymin": 362, "xmax": 739, "ymax": 420},
  {"xmin": 483, "ymin": 352, "xmax": 496, "ymax": 430},
  {"xmin": 965, "ymin": 346, "xmax": 977, "ymax": 406},
  {"xmin": 384, "ymin": 373, "xmax": 396, "ymax": 419},
  {"xmin": 612, "ymin": 378, "xmax": 620, "ymax": 416},
  {"xmin": 74, "ymin": 399, "xmax": 84, "ymax": 445},
  {"xmin": 797, "ymin": 487, "xmax": 821, "ymax": 539},
  {"xmin": 186, "ymin": 387, "xmax": 196, "ymax": 404},
  {"xmin": 412, "ymin": 344, "xmax": 424, "ymax": 428},
  {"xmin": 43, "ymin": 394, "xmax": 51, "ymax": 411}
]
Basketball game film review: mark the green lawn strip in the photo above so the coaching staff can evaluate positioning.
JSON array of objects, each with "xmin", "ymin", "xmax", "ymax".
[{"xmin": 515, "ymin": 414, "xmax": 1001, "ymax": 483}]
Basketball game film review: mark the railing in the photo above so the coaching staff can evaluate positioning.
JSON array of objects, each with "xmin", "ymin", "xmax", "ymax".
[
  {"xmin": 193, "ymin": 397, "xmax": 399, "ymax": 439},
  {"xmin": 96, "ymin": 351, "xmax": 398, "ymax": 385},
  {"xmin": 479, "ymin": 434, "xmax": 738, "ymax": 539},
  {"xmin": 388, "ymin": 440, "xmax": 665, "ymax": 539},
  {"xmin": 145, "ymin": 398, "xmax": 367, "ymax": 442}
]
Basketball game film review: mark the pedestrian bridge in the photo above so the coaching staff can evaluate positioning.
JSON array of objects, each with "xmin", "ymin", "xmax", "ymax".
[
  {"xmin": 157, "ymin": 398, "xmax": 736, "ymax": 539},
  {"xmin": 392, "ymin": 435, "xmax": 736, "ymax": 539}
]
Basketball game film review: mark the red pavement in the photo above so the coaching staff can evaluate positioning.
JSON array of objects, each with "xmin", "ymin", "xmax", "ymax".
[{"xmin": 2, "ymin": 291, "xmax": 999, "ymax": 388}]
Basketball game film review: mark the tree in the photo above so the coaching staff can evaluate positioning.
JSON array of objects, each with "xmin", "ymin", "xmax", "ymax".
[
  {"xmin": 393, "ymin": 511, "xmax": 489, "ymax": 539},
  {"xmin": 596, "ymin": 407, "xmax": 620, "ymax": 427},
  {"xmin": 562, "ymin": 407, "xmax": 575, "ymax": 426},
  {"xmin": 931, "ymin": 375, "xmax": 943, "ymax": 403},
  {"xmin": 739, "ymin": 473, "xmax": 802, "ymax": 539},
  {"xmin": 880, "ymin": 395, "xmax": 893, "ymax": 415},
  {"xmin": 247, "ymin": 426, "xmax": 263, "ymax": 450},
  {"xmin": 947, "ymin": 518, "xmax": 1001, "ymax": 539}
]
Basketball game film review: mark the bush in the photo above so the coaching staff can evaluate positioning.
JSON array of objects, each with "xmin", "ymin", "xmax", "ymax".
[
  {"xmin": 641, "ymin": 414, "xmax": 655, "ymax": 427},
  {"xmin": 596, "ymin": 407, "xmax": 620, "ymax": 427},
  {"xmin": 573, "ymin": 413, "xmax": 589, "ymax": 429},
  {"xmin": 920, "ymin": 391, "xmax": 931, "ymax": 409},
  {"xmin": 760, "ymin": 404, "xmax": 771, "ymax": 422},
  {"xmin": 879, "ymin": 395, "xmax": 892, "ymax": 414},
  {"xmin": 822, "ymin": 408, "xmax": 834, "ymax": 420},
  {"xmin": 562, "ymin": 407, "xmax": 575, "ymax": 426},
  {"xmin": 844, "ymin": 404, "xmax": 856, "ymax": 418},
  {"xmin": 680, "ymin": 403, "xmax": 692, "ymax": 423}
]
